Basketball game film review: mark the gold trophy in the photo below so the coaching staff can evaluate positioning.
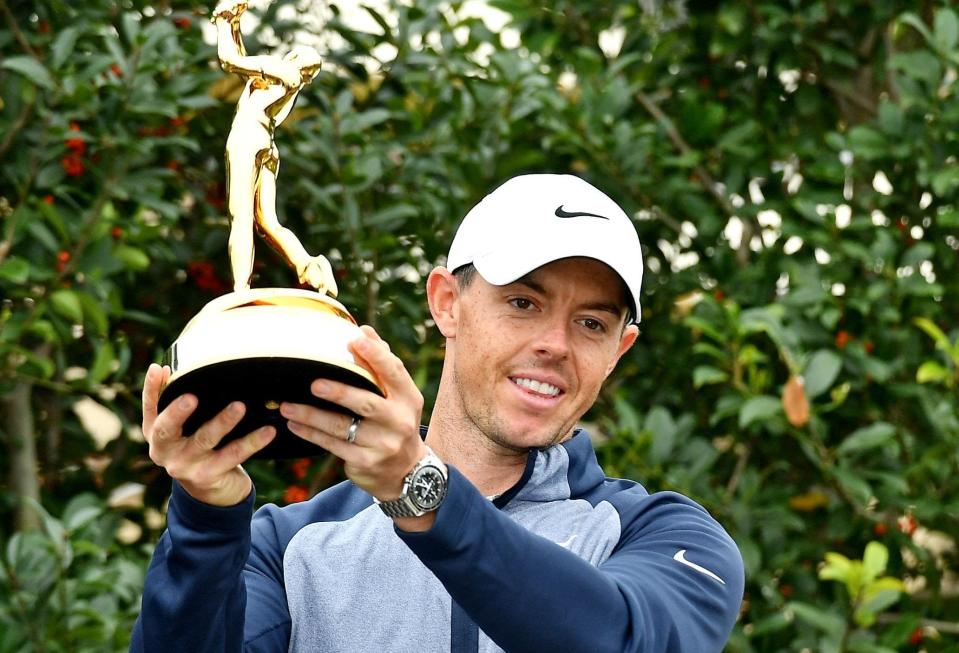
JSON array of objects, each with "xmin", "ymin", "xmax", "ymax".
[{"xmin": 157, "ymin": 1, "xmax": 382, "ymax": 458}]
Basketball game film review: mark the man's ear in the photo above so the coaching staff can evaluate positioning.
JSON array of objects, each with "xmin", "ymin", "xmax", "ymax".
[
  {"xmin": 426, "ymin": 267, "xmax": 459, "ymax": 338},
  {"xmin": 605, "ymin": 323, "xmax": 639, "ymax": 378}
]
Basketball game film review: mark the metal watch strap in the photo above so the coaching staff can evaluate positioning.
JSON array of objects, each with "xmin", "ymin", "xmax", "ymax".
[
  {"xmin": 377, "ymin": 495, "xmax": 423, "ymax": 519},
  {"xmin": 376, "ymin": 448, "xmax": 447, "ymax": 519}
]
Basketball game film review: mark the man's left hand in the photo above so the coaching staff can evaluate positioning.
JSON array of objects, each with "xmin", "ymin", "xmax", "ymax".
[{"xmin": 280, "ymin": 325, "xmax": 428, "ymax": 505}]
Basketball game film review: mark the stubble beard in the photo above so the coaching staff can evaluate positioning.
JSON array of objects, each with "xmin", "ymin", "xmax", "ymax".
[{"xmin": 451, "ymin": 365, "xmax": 570, "ymax": 454}]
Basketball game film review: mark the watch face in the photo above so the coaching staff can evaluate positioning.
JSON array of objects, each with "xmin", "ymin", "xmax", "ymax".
[{"xmin": 410, "ymin": 465, "xmax": 447, "ymax": 511}]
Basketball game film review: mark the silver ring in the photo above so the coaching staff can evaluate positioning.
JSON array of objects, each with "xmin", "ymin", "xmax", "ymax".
[{"xmin": 346, "ymin": 417, "xmax": 361, "ymax": 444}]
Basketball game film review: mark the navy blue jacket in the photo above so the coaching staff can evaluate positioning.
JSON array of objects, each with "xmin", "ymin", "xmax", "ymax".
[{"xmin": 131, "ymin": 430, "xmax": 744, "ymax": 651}]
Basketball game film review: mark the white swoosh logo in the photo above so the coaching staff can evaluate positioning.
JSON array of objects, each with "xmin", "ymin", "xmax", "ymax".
[{"xmin": 674, "ymin": 549, "xmax": 725, "ymax": 585}]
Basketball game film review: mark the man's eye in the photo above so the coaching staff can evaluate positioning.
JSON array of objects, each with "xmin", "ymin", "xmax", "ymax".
[
  {"xmin": 509, "ymin": 298, "xmax": 534, "ymax": 310},
  {"xmin": 581, "ymin": 318, "xmax": 605, "ymax": 332}
]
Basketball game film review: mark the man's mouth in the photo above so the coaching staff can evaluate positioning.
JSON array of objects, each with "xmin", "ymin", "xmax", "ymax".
[{"xmin": 510, "ymin": 376, "xmax": 562, "ymax": 397}]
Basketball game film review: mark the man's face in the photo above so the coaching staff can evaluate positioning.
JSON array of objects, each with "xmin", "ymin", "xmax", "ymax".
[{"xmin": 444, "ymin": 257, "xmax": 638, "ymax": 452}]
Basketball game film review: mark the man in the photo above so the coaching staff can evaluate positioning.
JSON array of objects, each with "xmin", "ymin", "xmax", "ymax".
[{"xmin": 131, "ymin": 174, "xmax": 744, "ymax": 652}]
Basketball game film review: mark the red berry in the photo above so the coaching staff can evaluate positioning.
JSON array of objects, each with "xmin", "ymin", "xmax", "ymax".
[
  {"xmin": 173, "ymin": 16, "xmax": 192, "ymax": 29},
  {"xmin": 835, "ymin": 330, "xmax": 851, "ymax": 349},
  {"xmin": 110, "ymin": 63, "xmax": 123, "ymax": 77},
  {"xmin": 42, "ymin": 195, "xmax": 54, "ymax": 205},
  {"xmin": 909, "ymin": 627, "xmax": 923, "ymax": 645},
  {"xmin": 779, "ymin": 584, "xmax": 793, "ymax": 598},
  {"xmin": 873, "ymin": 522, "xmax": 888, "ymax": 536},
  {"xmin": 111, "ymin": 226, "xmax": 123, "ymax": 240},
  {"xmin": 291, "ymin": 458, "xmax": 310, "ymax": 480},
  {"xmin": 283, "ymin": 486, "xmax": 309, "ymax": 504},
  {"xmin": 61, "ymin": 153, "xmax": 85, "ymax": 177}
]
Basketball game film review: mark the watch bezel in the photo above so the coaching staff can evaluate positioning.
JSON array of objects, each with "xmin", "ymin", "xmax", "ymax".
[{"xmin": 409, "ymin": 464, "xmax": 447, "ymax": 511}]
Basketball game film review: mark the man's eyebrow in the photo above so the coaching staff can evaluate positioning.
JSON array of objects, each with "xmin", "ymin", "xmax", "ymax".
[
  {"xmin": 582, "ymin": 301, "xmax": 625, "ymax": 317},
  {"xmin": 512, "ymin": 275, "xmax": 547, "ymax": 295},
  {"xmin": 511, "ymin": 275, "xmax": 626, "ymax": 318}
]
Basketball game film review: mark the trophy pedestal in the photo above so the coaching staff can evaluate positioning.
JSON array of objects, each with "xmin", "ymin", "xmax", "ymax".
[{"xmin": 158, "ymin": 289, "xmax": 382, "ymax": 459}]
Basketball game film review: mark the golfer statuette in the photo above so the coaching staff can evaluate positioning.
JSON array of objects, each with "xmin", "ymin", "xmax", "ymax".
[{"xmin": 156, "ymin": 1, "xmax": 382, "ymax": 458}]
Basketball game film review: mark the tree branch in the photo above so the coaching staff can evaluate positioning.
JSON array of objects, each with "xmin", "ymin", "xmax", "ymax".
[
  {"xmin": 0, "ymin": 0, "xmax": 40, "ymax": 59},
  {"xmin": 635, "ymin": 89, "xmax": 758, "ymax": 266}
]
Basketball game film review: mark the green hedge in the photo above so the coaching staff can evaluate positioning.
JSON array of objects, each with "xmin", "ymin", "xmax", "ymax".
[{"xmin": 1, "ymin": 1, "xmax": 956, "ymax": 650}]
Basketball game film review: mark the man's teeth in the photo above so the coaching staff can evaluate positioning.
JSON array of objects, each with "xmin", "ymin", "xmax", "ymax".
[{"xmin": 512, "ymin": 377, "xmax": 560, "ymax": 397}]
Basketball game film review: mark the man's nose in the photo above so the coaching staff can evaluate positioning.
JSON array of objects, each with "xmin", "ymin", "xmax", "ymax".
[{"xmin": 533, "ymin": 316, "xmax": 571, "ymax": 359}]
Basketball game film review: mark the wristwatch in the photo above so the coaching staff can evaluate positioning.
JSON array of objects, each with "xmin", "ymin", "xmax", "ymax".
[{"xmin": 376, "ymin": 448, "xmax": 448, "ymax": 518}]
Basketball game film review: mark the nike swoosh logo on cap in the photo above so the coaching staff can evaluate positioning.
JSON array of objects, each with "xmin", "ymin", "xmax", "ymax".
[
  {"xmin": 673, "ymin": 549, "xmax": 726, "ymax": 585},
  {"xmin": 554, "ymin": 205, "xmax": 609, "ymax": 220}
]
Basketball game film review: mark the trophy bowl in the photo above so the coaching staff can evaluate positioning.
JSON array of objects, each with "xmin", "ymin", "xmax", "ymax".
[{"xmin": 157, "ymin": 289, "xmax": 384, "ymax": 459}]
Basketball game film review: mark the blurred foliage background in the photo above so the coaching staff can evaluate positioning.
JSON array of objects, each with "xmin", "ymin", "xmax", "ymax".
[{"xmin": 1, "ymin": 0, "xmax": 958, "ymax": 651}]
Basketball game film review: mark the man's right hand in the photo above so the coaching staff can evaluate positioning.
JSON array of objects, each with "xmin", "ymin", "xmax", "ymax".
[{"xmin": 142, "ymin": 363, "xmax": 275, "ymax": 507}]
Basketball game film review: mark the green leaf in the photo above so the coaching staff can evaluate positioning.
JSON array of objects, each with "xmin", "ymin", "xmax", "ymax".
[
  {"xmin": 739, "ymin": 395, "xmax": 781, "ymax": 428},
  {"xmin": 803, "ymin": 350, "xmax": 842, "ymax": 399},
  {"xmin": 49, "ymin": 289, "xmax": 84, "ymax": 323},
  {"xmin": 838, "ymin": 422, "xmax": 896, "ymax": 454},
  {"xmin": 901, "ymin": 242, "xmax": 935, "ymax": 268},
  {"xmin": 114, "ymin": 245, "xmax": 151, "ymax": 271},
  {"xmin": 2, "ymin": 56, "xmax": 55, "ymax": 89},
  {"xmin": 890, "ymin": 51, "xmax": 942, "ymax": 87},
  {"xmin": 913, "ymin": 317, "xmax": 950, "ymax": 349},
  {"xmin": 832, "ymin": 466, "xmax": 873, "ymax": 505},
  {"xmin": 787, "ymin": 601, "xmax": 846, "ymax": 637},
  {"xmin": 89, "ymin": 341, "xmax": 116, "ymax": 384},
  {"xmin": 931, "ymin": 165, "xmax": 959, "ymax": 196},
  {"xmin": 862, "ymin": 541, "xmax": 889, "ymax": 580},
  {"xmin": 51, "ymin": 25, "xmax": 83, "ymax": 69},
  {"xmin": 819, "ymin": 552, "xmax": 852, "ymax": 582},
  {"xmin": 121, "ymin": 12, "xmax": 141, "ymax": 45},
  {"xmin": 917, "ymin": 360, "xmax": 950, "ymax": 383},
  {"xmin": 847, "ymin": 125, "xmax": 886, "ymax": 160},
  {"xmin": 899, "ymin": 12, "xmax": 934, "ymax": 45},
  {"xmin": 0, "ymin": 257, "xmax": 30, "ymax": 284},
  {"xmin": 63, "ymin": 500, "xmax": 103, "ymax": 532},
  {"xmin": 693, "ymin": 365, "xmax": 728, "ymax": 388},
  {"xmin": 934, "ymin": 8, "xmax": 958, "ymax": 52},
  {"xmin": 645, "ymin": 406, "xmax": 677, "ymax": 464},
  {"xmin": 77, "ymin": 291, "xmax": 109, "ymax": 336}
]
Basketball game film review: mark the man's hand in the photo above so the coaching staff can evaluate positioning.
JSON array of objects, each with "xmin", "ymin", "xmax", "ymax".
[
  {"xmin": 142, "ymin": 363, "xmax": 275, "ymax": 507},
  {"xmin": 280, "ymin": 326, "xmax": 429, "ymax": 511}
]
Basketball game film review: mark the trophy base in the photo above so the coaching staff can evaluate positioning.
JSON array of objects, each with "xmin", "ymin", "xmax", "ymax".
[
  {"xmin": 158, "ymin": 356, "xmax": 380, "ymax": 459},
  {"xmin": 157, "ymin": 288, "xmax": 384, "ymax": 459}
]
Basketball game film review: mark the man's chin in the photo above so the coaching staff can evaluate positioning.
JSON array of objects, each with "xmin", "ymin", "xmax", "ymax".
[{"xmin": 488, "ymin": 425, "xmax": 571, "ymax": 452}]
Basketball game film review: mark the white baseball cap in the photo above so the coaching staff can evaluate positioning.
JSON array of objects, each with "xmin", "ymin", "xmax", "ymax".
[{"xmin": 447, "ymin": 174, "xmax": 644, "ymax": 322}]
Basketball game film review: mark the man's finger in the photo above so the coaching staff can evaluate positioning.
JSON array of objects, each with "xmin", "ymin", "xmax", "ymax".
[
  {"xmin": 349, "ymin": 336, "xmax": 417, "ymax": 401},
  {"xmin": 152, "ymin": 394, "xmax": 197, "ymax": 444},
  {"xmin": 359, "ymin": 324, "xmax": 390, "ymax": 351},
  {"xmin": 190, "ymin": 401, "xmax": 247, "ymax": 452},
  {"xmin": 287, "ymin": 420, "xmax": 354, "ymax": 460},
  {"xmin": 142, "ymin": 364, "xmax": 164, "ymax": 432},
  {"xmin": 300, "ymin": 381, "xmax": 385, "ymax": 422},
  {"xmin": 210, "ymin": 425, "xmax": 277, "ymax": 474}
]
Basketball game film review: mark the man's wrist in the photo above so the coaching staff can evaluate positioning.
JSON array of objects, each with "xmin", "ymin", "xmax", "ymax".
[
  {"xmin": 179, "ymin": 475, "xmax": 252, "ymax": 508},
  {"xmin": 392, "ymin": 512, "xmax": 436, "ymax": 533},
  {"xmin": 376, "ymin": 446, "xmax": 448, "ymax": 520}
]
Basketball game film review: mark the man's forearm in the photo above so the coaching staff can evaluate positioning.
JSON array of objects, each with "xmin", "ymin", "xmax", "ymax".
[{"xmin": 130, "ymin": 482, "xmax": 253, "ymax": 652}]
